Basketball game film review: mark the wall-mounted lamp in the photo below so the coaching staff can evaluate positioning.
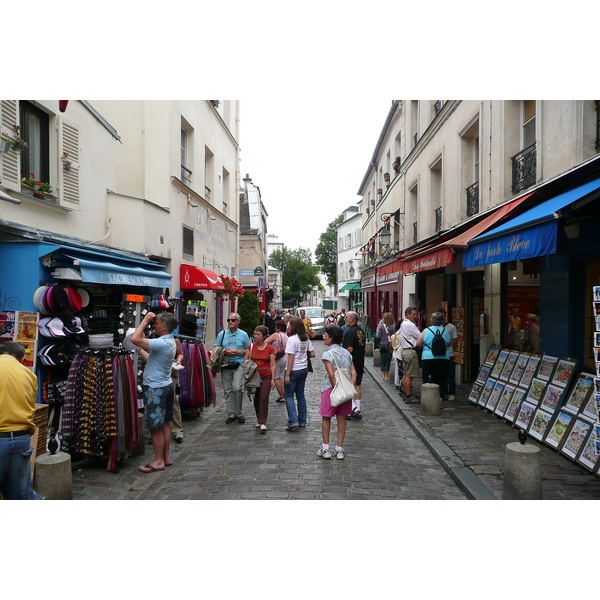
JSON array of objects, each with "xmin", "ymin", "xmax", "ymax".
[
  {"xmin": 378, "ymin": 225, "xmax": 392, "ymax": 249},
  {"xmin": 348, "ymin": 259, "xmax": 355, "ymax": 278},
  {"xmin": 187, "ymin": 194, "xmax": 198, "ymax": 208}
]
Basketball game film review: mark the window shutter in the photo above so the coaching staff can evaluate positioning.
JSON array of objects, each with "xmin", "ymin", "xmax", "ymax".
[
  {"xmin": 182, "ymin": 225, "xmax": 194, "ymax": 260},
  {"xmin": 60, "ymin": 118, "xmax": 80, "ymax": 204},
  {"xmin": 0, "ymin": 100, "xmax": 21, "ymax": 191}
]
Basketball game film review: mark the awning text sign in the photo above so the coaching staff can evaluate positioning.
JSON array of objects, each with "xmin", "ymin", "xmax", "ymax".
[{"xmin": 402, "ymin": 248, "xmax": 454, "ymax": 275}]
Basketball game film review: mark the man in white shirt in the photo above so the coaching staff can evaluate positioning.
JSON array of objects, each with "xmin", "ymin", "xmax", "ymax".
[
  {"xmin": 439, "ymin": 309, "xmax": 458, "ymax": 401},
  {"xmin": 399, "ymin": 307, "xmax": 421, "ymax": 403}
]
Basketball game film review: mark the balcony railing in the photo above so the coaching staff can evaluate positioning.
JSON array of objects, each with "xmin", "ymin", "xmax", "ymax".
[
  {"xmin": 434, "ymin": 100, "xmax": 442, "ymax": 115},
  {"xmin": 181, "ymin": 164, "xmax": 192, "ymax": 185},
  {"xmin": 511, "ymin": 142, "xmax": 536, "ymax": 193},
  {"xmin": 466, "ymin": 181, "xmax": 479, "ymax": 217},
  {"xmin": 435, "ymin": 207, "xmax": 442, "ymax": 232},
  {"xmin": 413, "ymin": 221, "xmax": 418, "ymax": 245}
]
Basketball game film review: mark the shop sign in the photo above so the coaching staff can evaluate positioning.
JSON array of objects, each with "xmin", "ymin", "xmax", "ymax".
[
  {"xmin": 239, "ymin": 269, "xmax": 254, "ymax": 277},
  {"xmin": 377, "ymin": 269, "xmax": 400, "ymax": 285},
  {"xmin": 463, "ymin": 221, "xmax": 557, "ymax": 268},
  {"xmin": 402, "ymin": 248, "xmax": 454, "ymax": 274},
  {"xmin": 361, "ymin": 274, "xmax": 376, "ymax": 288}
]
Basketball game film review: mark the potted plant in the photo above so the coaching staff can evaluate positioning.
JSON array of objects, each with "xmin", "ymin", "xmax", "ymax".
[
  {"xmin": 384, "ymin": 172, "xmax": 390, "ymax": 183},
  {"xmin": 377, "ymin": 188, "xmax": 383, "ymax": 196},
  {"xmin": 0, "ymin": 133, "xmax": 28, "ymax": 153},
  {"xmin": 366, "ymin": 207, "xmax": 370, "ymax": 214},
  {"xmin": 21, "ymin": 173, "xmax": 39, "ymax": 196},
  {"xmin": 37, "ymin": 181, "xmax": 54, "ymax": 195},
  {"xmin": 393, "ymin": 156, "xmax": 400, "ymax": 173}
]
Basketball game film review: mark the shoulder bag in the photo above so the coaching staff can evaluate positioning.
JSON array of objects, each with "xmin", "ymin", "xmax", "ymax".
[
  {"xmin": 329, "ymin": 351, "xmax": 356, "ymax": 407},
  {"xmin": 272, "ymin": 333, "xmax": 286, "ymax": 360}
]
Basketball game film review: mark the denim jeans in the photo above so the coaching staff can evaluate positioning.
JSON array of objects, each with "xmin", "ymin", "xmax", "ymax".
[
  {"xmin": 0, "ymin": 433, "xmax": 34, "ymax": 500},
  {"xmin": 284, "ymin": 368, "xmax": 308, "ymax": 427}
]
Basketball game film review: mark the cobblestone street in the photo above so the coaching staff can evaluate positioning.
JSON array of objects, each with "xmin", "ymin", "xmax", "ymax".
[{"xmin": 72, "ymin": 340, "xmax": 466, "ymax": 500}]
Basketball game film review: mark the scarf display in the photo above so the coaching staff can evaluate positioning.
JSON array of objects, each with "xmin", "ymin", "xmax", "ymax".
[{"xmin": 178, "ymin": 340, "xmax": 216, "ymax": 408}]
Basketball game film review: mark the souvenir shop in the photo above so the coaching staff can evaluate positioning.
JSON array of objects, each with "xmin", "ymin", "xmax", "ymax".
[
  {"xmin": 0, "ymin": 236, "xmax": 214, "ymax": 471},
  {"xmin": 462, "ymin": 169, "xmax": 600, "ymax": 475}
]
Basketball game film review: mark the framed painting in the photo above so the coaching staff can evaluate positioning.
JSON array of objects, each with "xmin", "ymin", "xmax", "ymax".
[
  {"xmin": 483, "ymin": 344, "xmax": 502, "ymax": 367},
  {"xmin": 551, "ymin": 358, "xmax": 577, "ymax": 388},
  {"xmin": 594, "ymin": 331, "xmax": 600, "ymax": 348},
  {"xmin": 595, "ymin": 378, "xmax": 600, "ymax": 395},
  {"xmin": 561, "ymin": 417, "xmax": 594, "ymax": 459},
  {"xmin": 509, "ymin": 353, "xmax": 531, "ymax": 386},
  {"xmin": 495, "ymin": 384, "xmax": 515, "ymax": 417},
  {"xmin": 537, "ymin": 355, "xmax": 558, "ymax": 382},
  {"xmin": 504, "ymin": 387, "xmax": 527, "ymax": 423},
  {"xmin": 519, "ymin": 355, "xmax": 542, "ymax": 389},
  {"xmin": 490, "ymin": 350, "xmax": 510, "ymax": 379},
  {"xmin": 468, "ymin": 382, "xmax": 485, "ymax": 404},
  {"xmin": 486, "ymin": 380, "xmax": 505, "ymax": 411},
  {"xmin": 515, "ymin": 401, "xmax": 537, "ymax": 431},
  {"xmin": 526, "ymin": 377, "xmax": 547, "ymax": 405},
  {"xmin": 499, "ymin": 351, "xmax": 520, "ymax": 382},
  {"xmin": 581, "ymin": 392, "xmax": 599, "ymax": 421},
  {"xmin": 544, "ymin": 410, "xmax": 574, "ymax": 449},
  {"xmin": 528, "ymin": 408, "xmax": 554, "ymax": 440},
  {"xmin": 540, "ymin": 383, "xmax": 566, "ymax": 413},
  {"xmin": 475, "ymin": 364, "xmax": 492, "ymax": 385},
  {"xmin": 478, "ymin": 377, "xmax": 497, "ymax": 407},
  {"xmin": 563, "ymin": 373, "xmax": 594, "ymax": 414},
  {"xmin": 576, "ymin": 431, "xmax": 600, "ymax": 471}
]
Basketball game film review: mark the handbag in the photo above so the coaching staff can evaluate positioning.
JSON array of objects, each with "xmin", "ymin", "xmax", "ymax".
[
  {"xmin": 308, "ymin": 329, "xmax": 316, "ymax": 339},
  {"xmin": 329, "ymin": 352, "xmax": 356, "ymax": 407},
  {"xmin": 272, "ymin": 333, "xmax": 286, "ymax": 360},
  {"xmin": 306, "ymin": 349, "xmax": 313, "ymax": 372}
]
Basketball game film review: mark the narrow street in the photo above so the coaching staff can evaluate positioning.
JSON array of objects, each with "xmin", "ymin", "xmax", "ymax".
[{"xmin": 72, "ymin": 340, "xmax": 466, "ymax": 500}]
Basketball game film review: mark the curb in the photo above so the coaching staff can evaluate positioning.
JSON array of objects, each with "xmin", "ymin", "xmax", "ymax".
[{"xmin": 364, "ymin": 360, "xmax": 498, "ymax": 500}]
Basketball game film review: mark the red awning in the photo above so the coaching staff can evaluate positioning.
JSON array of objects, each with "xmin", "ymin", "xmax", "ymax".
[
  {"xmin": 400, "ymin": 192, "xmax": 535, "ymax": 274},
  {"xmin": 180, "ymin": 264, "xmax": 225, "ymax": 290}
]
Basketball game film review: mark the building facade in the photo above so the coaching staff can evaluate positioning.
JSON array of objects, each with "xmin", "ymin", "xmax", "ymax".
[
  {"xmin": 336, "ymin": 204, "xmax": 363, "ymax": 316},
  {"xmin": 358, "ymin": 100, "xmax": 600, "ymax": 382}
]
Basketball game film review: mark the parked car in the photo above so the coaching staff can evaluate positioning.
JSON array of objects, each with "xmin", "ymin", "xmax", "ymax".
[{"xmin": 295, "ymin": 306, "xmax": 327, "ymax": 338}]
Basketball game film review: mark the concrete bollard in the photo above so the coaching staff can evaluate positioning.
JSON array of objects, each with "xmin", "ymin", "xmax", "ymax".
[
  {"xmin": 502, "ymin": 442, "xmax": 542, "ymax": 500},
  {"xmin": 365, "ymin": 340, "xmax": 374, "ymax": 357},
  {"xmin": 420, "ymin": 383, "xmax": 441, "ymax": 416},
  {"xmin": 131, "ymin": 413, "xmax": 146, "ymax": 457},
  {"xmin": 373, "ymin": 348, "xmax": 381, "ymax": 367},
  {"xmin": 33, "ymin": 452, "xmax": 73, "ymax": 500}
]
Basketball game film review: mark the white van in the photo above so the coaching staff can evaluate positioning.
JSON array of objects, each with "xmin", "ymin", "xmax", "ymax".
[{"xmin": 295, "ymin": 306, "xmax": 327, "ymax": 338}]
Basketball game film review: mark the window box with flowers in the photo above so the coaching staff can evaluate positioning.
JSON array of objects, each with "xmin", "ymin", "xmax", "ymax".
[
  {"xmin": 215, "ymin": 276, "xmax": 245, "ymax": 300},
  {"xmin": 21, "ymin": 173, "xmax": 57, "ymax": 203}
]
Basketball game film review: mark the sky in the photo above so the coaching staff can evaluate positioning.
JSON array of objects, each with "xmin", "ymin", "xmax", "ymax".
[{"xmin": 238, "ymin": 97, "xmax": 393, "ymax": 255}]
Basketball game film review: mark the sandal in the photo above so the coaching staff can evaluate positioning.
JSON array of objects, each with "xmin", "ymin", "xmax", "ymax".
[
  {"xmin": 276, "ymin": 397, "xmax": 285, "ymax": 402},
  {"xmin": 138, "ymin": 463, "xmax": 165, "ymax": 473}
]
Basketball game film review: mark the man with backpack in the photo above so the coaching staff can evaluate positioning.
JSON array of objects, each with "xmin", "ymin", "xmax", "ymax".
[{"xmin": 416, "ymin": 311, "xmax": 451, "ymax": 408}]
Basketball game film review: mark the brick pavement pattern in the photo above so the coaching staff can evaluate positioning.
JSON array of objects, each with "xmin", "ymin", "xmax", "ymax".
[{"xmin": 72, "ymin": 341, "xmax": 466, "ymax": 500}]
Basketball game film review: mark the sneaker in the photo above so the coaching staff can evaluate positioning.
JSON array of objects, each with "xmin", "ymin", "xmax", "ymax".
[
  {"xmin": 350, "ymin": 409, "xmax": 362, "ymax": 419},
  {"xmin": 447, "ymin": 395, "xmax": 456, "ymax": 402},
  {"xmin": 225, "ymin": 416, "xmax": 238, "ymax": 424},
  {"xmin": 404, "ymin": 395, "xmax": 420, "ymax": 404},
  {"xmin": 237, "ymin": 416, "xmax": 246, "ymax": 424},
  {"xmin": 317, "ymin": 448, "xmax": 332, "ymax": 459},
  {"xmin": 335, "ymin": 450, "xmax": 345, "ymax": 460},
  {"xmin": 174, "ymin": 434, "xmax": 184, "ymax": 444}
]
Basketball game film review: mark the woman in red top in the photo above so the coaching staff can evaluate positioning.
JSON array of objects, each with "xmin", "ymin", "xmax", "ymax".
[{"xmin": 245, "ymin": 325, "xmax": 276, "ymax": 433}]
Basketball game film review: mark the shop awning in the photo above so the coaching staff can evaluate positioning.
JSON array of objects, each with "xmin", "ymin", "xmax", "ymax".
[
  {"xmin": 339, "ymin": 282, "xmax": 361, "ymax": 292},
  {"xmin": 464, "ymin": 177, "xmax": 600, "ymax": 267},
  {"xmin": 39, "ymin": 244, "xmax": 172, "ymax": 287},
  {"xmin": 400, "ymin": 192, "xmax": 535, "ymax": 274},
  {"xmin": 180, "ymin": 264, "xmax": 225, "ymax": 290}
]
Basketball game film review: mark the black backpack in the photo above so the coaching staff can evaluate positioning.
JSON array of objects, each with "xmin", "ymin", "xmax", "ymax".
[{"xmin": 427, "ymin": 327, "xmax": 446, "ymax": 356}]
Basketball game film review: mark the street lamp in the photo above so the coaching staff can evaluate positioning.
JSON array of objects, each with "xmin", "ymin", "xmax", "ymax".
[
  {"xmin": 378, "ymin": 225, "xmax": 391, "ymax": 249},
  {"xmin": 348, "ymin": 261, "xmax": 355, "ymax": 278}
]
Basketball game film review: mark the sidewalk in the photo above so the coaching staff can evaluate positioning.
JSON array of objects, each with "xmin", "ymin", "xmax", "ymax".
[{"xmin": 364, "ymin": 358, "xmax": 600, "ymax": 500}]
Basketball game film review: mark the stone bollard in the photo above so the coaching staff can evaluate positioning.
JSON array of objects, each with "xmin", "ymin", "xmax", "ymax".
[
  {"xmin": 365, "ymin": 340, "xmax": 374, "ymax": 357},
  {"xmin": 33, "ymin": 452, "xmax": 73, "ymax": 500},
  {"xmin": 373, "ymin": 348, "xmax": 381, "ymax": 367},
  {"xmin": 131, "ymin": 413, "xmax": 146, "ymax": 457},
  {"xmin": 420, "ymin": 383, "xmax": 441, "ymax": 416},
  {"xmin": 502, "ymin": 442, "xmax": 542, "ymax": 500}
]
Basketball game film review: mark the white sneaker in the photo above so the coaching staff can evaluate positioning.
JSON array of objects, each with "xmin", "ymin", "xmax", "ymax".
[
  {"xmin": 447, "ymin": 395, "xmax": 456, "ymax": 402},
  {"xmin": 335, "ymin": 450, "xmax": 345, "ymax": 460},
  {"xmin": 317, "ymin": 447, "xmax": 332, "ymax": 459}
]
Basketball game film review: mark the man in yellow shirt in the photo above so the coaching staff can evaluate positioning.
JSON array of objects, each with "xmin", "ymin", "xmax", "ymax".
[
  {"xmin": 0, "ymin": 341, "xmax": 38, "ymax": 500},
  {"xmin": 299, "ymin": 309, "xmax": 312, "ymax": 332}
]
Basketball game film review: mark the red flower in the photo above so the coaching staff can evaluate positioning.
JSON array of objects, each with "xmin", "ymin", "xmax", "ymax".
[
  {"xmin": 30, "ymin": 172, "xmax": 35, "ymax": 178},
  {"xmin": 35, "ymin": 180, "xmax": 41, "ymax": 186}
]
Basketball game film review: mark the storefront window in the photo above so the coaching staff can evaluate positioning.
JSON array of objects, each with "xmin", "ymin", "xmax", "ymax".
[{"xmin": 505, "ymin": 258, "xmax": 540, "ymax": 352}]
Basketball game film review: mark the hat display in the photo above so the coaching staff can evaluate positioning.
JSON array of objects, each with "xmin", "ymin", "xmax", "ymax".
[
  {"xmin": 66, "ymin": 287, "xmax": 83, "ymax": 313},
  {"xmin": 38, "ymin": 344, "xmax": 74, "ymax": 366},
  {"xmin": 60, "ymin": 315, "xmax": 86, "ymax": 335}
]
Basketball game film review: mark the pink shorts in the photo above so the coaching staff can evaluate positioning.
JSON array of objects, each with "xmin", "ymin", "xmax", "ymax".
[{"xmin": 319, "ymin": 387, "xmax": 353, "ymax": 418}]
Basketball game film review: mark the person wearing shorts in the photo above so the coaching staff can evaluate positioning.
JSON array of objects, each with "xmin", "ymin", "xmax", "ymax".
[
  {"xmin": 131, "ymin": 311, "xmax": 177, "ymax": 473},
  {"xmin": 399, "ymin": 306, "xmax": 421, "ymax": 403},
  {"xmin": 318, "ymin": 324, "xmax": 356, "ymax": 460}
]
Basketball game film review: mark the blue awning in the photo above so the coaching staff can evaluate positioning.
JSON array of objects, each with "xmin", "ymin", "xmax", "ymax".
[{"xmin": 463, "ymin": 177, "xmax": 600, "ymax": 267}]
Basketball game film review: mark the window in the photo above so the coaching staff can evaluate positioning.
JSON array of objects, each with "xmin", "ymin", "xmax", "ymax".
[
  {"xmin": 20, "ymin": 101, "xmax": 49, "ymax": 183},
  {"xmin": 181, "ymin": 127, "xmax": 192, "ymax": 185},
  {"xmin": 430, "ymin": 155, "xmax": 442, "ymax": 234},
  {"xmin": 522, "ymin": 100, "xmax": 536, "ymax": 149},
  {"xmin": 460, "ymin": 116, "xmax": 480, "ymax": 217},
  {"xmin": 182, "ymin": 225, "xmax": 194, "ymax": 261}
]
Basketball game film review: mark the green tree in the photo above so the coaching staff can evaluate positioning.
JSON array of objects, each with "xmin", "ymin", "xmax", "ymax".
[
  {"xmin": 269, "ymin": 246, "xmax": 320, "ymax": 305},
  {"xmin": 237, "ymin": 291, "xmax": 260, "ymax": 337},
  {"xmin": 315, "ymin": 214, "xmax": 343, "ymax": 287}
]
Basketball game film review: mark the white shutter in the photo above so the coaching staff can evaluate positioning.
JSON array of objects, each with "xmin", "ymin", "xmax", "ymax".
[
  {"xmin": 1, "ymin": 100, "xmax": 21, "ymax": 191},
  {"xmin": 60, "ymin": 118, "xmax": 80, "ymax": 204}
]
